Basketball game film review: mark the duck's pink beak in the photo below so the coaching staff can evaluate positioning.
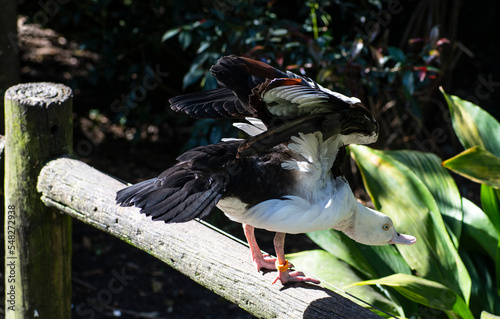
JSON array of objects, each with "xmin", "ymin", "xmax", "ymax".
[{"xmin": 389, "ymin": 232, "xmax": 417, "ymax": 245}]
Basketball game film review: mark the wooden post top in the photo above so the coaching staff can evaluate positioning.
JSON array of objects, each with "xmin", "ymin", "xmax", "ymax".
[{"xmin": 5, "ymin": 82, "xmax": 72, "ymax": 107}]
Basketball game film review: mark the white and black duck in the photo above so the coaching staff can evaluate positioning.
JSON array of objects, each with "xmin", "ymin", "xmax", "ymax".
[{"xmin": 117, "ymin": 56, "xmax": 416, "ymax": 284}]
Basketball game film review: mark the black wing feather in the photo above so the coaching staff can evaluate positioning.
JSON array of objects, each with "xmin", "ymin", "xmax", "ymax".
[
  {"xmin": 169, "ymin": 87, "xmax": 254, "ymax": 119},
  {"xmin": 116, "ymin": 142, "xmax": 239, "ymax": 223}
]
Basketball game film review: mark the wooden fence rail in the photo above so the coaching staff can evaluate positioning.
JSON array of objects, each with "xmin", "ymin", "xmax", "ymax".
[
  {"xmin": 5, "ymin": 82, "xmax": 382, "ymax": 318},
  {"xmin": 37, "ymin": 157, "xmax": 382, "ymax": 318}
]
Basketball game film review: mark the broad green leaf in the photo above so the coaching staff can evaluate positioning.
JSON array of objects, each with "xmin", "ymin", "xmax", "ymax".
[
  {"xmin": 461, "ymin": 252, "xmax": 500, "ymax": 317},
  {"xmin": 443, "ymin": 90, "xmax": 500, "ymax": 299},
  {"xmin": 387, "ymin": 150, "xmax": 463, "ymax": 247},
  {"xmin": 481, "ymin": 185, "xmax": 500, "ymax": 235},
  {"xmin": 441, "ymin": 88, "xmax": 500, "ymax": 157},
  {"xmin": 496, "ymin": 244, "xmax": 500, "ymax": 299},
  {"xmin": 443, "ymin": 146, "xmax": 500, "ymax": 189},
  {"xmin": 307, "ymin": 230, "xmax": 378, "ymax": 278},
  {"xmin": 365, "ymin": 245, "xmax": 412, "ymax": 278},
  {"xmin": 287, "ymin": 250, "xmax": 402, "ymax": 317},
  {"xmin": 482, "ymin": 311, "xmax": 500, "ymax": 319},
  {"xmin": 307, "ymin": 229, "xmax": 411, "ymax": 279},
  {"xmin": 350, "ymin": 145, "xmax": 471, "ymax": 302},
  {"xmin": 461, "ymin": 197, "xmax": 498, "ymax": 260},
  {"xmin": 481, "ymin": 185, "xmax": 500, "ymax": 298},
  {"xmin": 346, "ymin": 274, "xmax": 474, "ymax": 319},
  {"xmin": 307, "ymin": 231, "xmax": 416, "ymax": 317}
]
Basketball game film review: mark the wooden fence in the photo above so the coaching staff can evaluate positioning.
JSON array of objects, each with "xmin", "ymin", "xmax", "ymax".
[{"xmin": 3, "ymin": 82, "xmax": 382, "ymax": 318}]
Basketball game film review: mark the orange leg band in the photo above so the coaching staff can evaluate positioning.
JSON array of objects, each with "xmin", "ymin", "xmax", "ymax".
[{"xmin": 275, "ymin": 259, "xmax": 289, "ymax": 272}]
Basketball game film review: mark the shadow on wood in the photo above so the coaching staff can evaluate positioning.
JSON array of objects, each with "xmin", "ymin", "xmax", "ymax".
[{"xmin": 36, "ymin": 157, "xmax": 382, "ymax": 318}]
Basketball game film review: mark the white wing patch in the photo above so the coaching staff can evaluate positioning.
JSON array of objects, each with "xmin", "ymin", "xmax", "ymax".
[
  {"xmin": 221, "ymin": 138, "xmax": 244, "ymax": 142},
  {"xmin": 262, "ymin": 86, "xmax": 331, "ymax": 117},
  {"xmin": 318, "ymin": 85, "xmax": 362, "ymax": 105},
  {"xmin": 232, "ymin": 117, "xmax": 267, "ymax": 136},
  {"xmin": 281, "ymin": 72, "xmax": 362, "ymax": 105},
  {"xmin": 281, "ymin": 132, "xmax": 341, "ymax": 183},
  {"xmin": 342, "ymin": 130, "xmax": 379, "ymax": 145}
]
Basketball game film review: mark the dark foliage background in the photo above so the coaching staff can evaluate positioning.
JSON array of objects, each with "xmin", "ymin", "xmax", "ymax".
[
  {"xmin": 9, "ymin": 0, "xmax": 500, "ymax": 318},
  {"xmin": 17, "ymin": 0, "xmax": 500, "ymax": 156}
]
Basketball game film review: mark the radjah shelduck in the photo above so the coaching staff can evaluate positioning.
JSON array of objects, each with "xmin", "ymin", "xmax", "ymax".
[{"xmin": 116, "ymin": 55, "xmax": 416, "ymax": 285}]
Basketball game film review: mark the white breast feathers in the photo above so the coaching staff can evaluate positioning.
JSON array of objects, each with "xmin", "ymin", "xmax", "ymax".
[{"xmin": 234, "ymin": 177, "xmax": 356, "ymax": 234}]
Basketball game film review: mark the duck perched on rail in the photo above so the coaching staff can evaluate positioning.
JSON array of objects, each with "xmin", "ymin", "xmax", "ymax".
[{"xmin": 116, "ymin": 55, "xmax": 416, "ymax": 285}]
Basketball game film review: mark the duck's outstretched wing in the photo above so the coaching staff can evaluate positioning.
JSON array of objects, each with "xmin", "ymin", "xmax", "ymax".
[
  {"xmin": 169, "ymin": 55, "xmax": 379, "ymax": 157},
  {"xmin": 169, "ymin": 55, "xmax": 285, "ymax": 121},
  {"xmin": 116, "ymin": 142, "xmax": 239, "ymax": 222},
  {"xmin": 237, "ymin": 103, "xmax": 378, "ymax": 158},
  {"xmin": 169, "ymin": 87, "xmax": 254, "ymax": 119}
]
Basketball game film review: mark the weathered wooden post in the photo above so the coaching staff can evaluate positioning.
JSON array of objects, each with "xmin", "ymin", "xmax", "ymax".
[{"xmin": 4, "ymin": 83, "xmax": 72, "ymax": 318}]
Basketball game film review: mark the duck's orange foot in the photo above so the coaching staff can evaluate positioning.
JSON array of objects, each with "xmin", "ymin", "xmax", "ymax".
[
  {"xmin": 251, "ymin": 253, "xmax": 277, "ymax": 272},
  {"xmin": 272, "ymin": 270, "xmax": 321, "ymax": 285},
  {"xmin": 271, "ymin": 260, "xmax": 320, "ymax": 285}
]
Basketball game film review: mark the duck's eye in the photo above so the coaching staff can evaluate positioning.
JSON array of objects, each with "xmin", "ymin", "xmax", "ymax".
[{"xmin": 382, "ymin": 224, "xmax": 390, "ymax": 231}]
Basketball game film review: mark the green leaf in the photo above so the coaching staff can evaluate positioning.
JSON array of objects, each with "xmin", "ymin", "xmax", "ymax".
[
  {"xmin": 181, "ymin": 52, "xmax": 212, "ymax": 90},
  {"xmin": 481, "ymin": 185, "xmax": 500, "ymax": 233},
  {"xmin": 287, "ymin": 250, "xmax": 402, "ymax": 317},
  {"xmin": 482, "ymin": 311, "xmax": 500, "ymax": 319},
  {"xmin": 387, "ymin": 150, "xmax": 463, "ymax": 247},
  {"xmin": 402, "ymin": 70, "xmax": 414, "ymax": 98},
  {"xmin": 307, "ymin": 230, "xmax": 378, "ymax": 278},
  {"xmin": 388, "ymin": 46, "xmax": 406, "ymax": 63},
  {"xmin": 308, "ymin": 229, "xmax": 411, "ymax": 279},
  {"xmin": 196, "ymin": 41, "xmax": 211, "ymax": 54},
  {"xmin": 346, "ymin": 274, "xmax": 474, "ymax": 319},
  {"xmin": 461, "ymin": 252, "xmax": 500, "ymax": 316},
  {"xmin": 188, "ymin": 19, "xmax": 204, "ymax": 29},
  {"xmin": 443, "ymin": 146, "xmax": 500, "ymax": 189},
  {"xmin": 461, "ymin": 197, "xmax": 498, "ymax": 259},
  {"xmin": 350, "ymin": 145, "xmax": 471, "ymax": 302},
  {"xmin": 496, "ymin": 244, "xmax": 500, "ymax": 299},
  {"xmin": 480, "ymin": 184, "xmax": 500, "ymax": 298},
  {"xmin": 365, "ymin": 245, "xmax": 412, "ymax": 278},
  {"xmin": 307, "ymin": 230, "xmax": 415, "ymax": 316},
  {"xmin": 198, "ymin": 19, "xmax": 216, "ymax": 29},
  {"xmin": 179, "ymin": 31, "xmax": 193, "ymax": 50},
  {"xmin": 270, "ymin": 28, "xmax": 288, "ymax": 36},
  {"xmin": 161, "ymin": 27, "xmax": 181, "ymax": 42},
  {"xmin": 441, "ymin": 88, "xmax": 500, "ymax": 157},
  {"xmin": 182, "ymin": 67, "xmax": 204, "ymax": 89},
  {"xmin": 202, "ymin": 71, "xmax": 218, "ymax": 90}
]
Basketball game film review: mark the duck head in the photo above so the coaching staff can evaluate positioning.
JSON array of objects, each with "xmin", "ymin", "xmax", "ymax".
[{"xmin": 341, "ymin": 202, "xmax": 416, "ymax": 246}]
